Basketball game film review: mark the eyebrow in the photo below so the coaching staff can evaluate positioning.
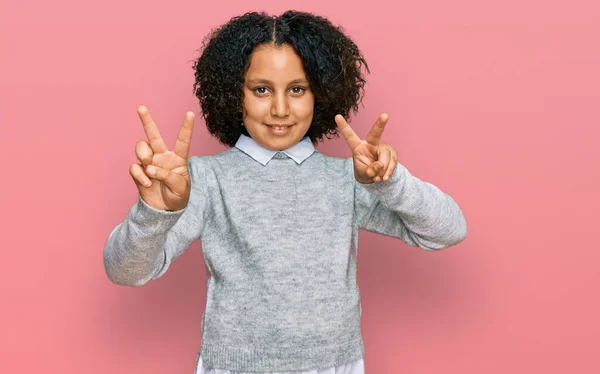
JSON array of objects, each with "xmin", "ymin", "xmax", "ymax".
[{"xmin": 248, "ymin": 78, "xmax": 309, "ymax": 84}]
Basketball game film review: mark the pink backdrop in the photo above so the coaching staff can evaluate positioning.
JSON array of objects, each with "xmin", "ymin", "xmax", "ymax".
[{"xmin": 1, "ymin": 0, "xmax": 599, "ymax": 372}]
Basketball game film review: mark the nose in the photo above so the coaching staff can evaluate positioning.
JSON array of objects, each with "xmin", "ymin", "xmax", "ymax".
[{"xmin": 271, "ymin": 91, "xmax": 289, "ymax": 118}]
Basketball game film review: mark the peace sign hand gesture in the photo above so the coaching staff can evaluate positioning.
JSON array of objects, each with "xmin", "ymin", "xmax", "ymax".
[
  {"xmin": 129, "ymin": 106, "xmax": 195, "ymax": 211},
  {"xmin": 335, "ymin": 113, "xmax": 398, "ymax": 184}
]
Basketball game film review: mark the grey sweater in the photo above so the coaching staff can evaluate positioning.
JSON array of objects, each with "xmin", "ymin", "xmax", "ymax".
[{"xmin": 103, "ymin": 147, "xmax": 467, "ymax": 372}]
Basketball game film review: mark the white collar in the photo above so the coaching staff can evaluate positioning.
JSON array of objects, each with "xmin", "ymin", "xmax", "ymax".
[{"xmin": 234, "ymin": 133, "xmax": 315, "ymax": 166}]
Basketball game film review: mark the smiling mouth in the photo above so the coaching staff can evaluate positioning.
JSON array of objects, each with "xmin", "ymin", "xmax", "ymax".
[{"xmin": 265, "ymin": 124, "xmax": 294, "ymax": 130}]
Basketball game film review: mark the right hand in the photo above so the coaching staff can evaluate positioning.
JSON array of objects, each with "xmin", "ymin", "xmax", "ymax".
[{"xmin": 129, "ymin": 106, "xmax": 195, "ymax": 211}]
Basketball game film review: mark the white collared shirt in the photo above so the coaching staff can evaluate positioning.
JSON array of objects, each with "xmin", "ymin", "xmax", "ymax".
[{"xmin": 234, "ymin": 133, "xmax": 315, "ymax": 165}]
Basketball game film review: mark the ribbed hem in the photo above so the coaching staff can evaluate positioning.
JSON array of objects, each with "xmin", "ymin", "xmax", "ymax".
[
  {"xmin": 200, "ymin": 338, "xmax": 365, "ymax": 372},
  {"xmin": 135, "ymin": 193, "xmax": 187, "ymax": 217}
]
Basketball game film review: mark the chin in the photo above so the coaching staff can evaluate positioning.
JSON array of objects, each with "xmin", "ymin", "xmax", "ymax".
[{"xmin": 262, "ymin": 137, "xmax": 298, "ymax": 151}]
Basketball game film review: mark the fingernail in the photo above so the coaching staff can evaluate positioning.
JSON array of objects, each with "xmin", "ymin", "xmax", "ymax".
[
  {"xmin": 144, "ymin": 181, "xmax": 151, "ymax": 187},
  {"xmin": 147, "ymin": 166, "xmax": 156, "ymax": 175}
]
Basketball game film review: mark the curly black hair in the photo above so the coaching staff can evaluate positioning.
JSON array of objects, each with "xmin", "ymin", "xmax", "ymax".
[{"xmin": 192, "ymin": 10, "xmax": 369, "ymax": 148}]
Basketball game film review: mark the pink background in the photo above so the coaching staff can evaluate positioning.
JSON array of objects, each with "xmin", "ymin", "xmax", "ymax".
[{"xmin": 1, "ymin": 0, "xmax": 599, "ymax": 372}]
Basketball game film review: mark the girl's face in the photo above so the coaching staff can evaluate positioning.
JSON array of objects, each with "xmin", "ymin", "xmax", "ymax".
[{"xmin": 242, "ymin": 43, "xmax": 315, "ymax": 151}]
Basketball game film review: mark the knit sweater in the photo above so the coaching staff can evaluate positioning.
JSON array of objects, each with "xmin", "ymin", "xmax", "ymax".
[
  {"xmin": 193, "ymin": 135, "xmax": 365, "ymax": 374},
  {"xmin": 103, "ymin": 135, "xmax": 467, "ymax": 372}
]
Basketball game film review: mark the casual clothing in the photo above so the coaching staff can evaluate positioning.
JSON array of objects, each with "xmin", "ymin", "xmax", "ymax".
[
  {"xmin": 194, "ymin": 135, "xmax": 365, "ymax": 373},
  {"xmin": 103, "ymin": 134, "xmax": 467, "ymax": 372}
]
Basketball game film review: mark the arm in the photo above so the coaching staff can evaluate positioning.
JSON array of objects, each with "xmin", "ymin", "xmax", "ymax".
[
  {"xmin": 353, "ymin": 159, "xmax": 467, "ymax": 250},
  {"xmin": 103, "ymin": 157, "xmax": 207, "ymax": 286}
]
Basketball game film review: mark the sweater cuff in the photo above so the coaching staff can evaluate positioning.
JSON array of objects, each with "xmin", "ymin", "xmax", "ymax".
[
  {"xmin": 131, "ymin": 193, "xmax": 187, "ymax": 230},
  {"xmin": 356, "ymin": 161, "xmax": 405, "ymax": 197}
]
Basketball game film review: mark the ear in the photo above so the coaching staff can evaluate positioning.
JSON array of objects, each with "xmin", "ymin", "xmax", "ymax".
[{"xmin": 234, "ymin": 111, "xmax": 244, "ymax": 122}]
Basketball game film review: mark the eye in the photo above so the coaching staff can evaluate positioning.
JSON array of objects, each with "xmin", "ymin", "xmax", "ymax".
[
  {"xmin": 252, "ymin": 86, "xmax": 267, "ymax": 96},
  {"xmin": 253, "ymin": 86, "xmax": 269, "ymax": 96},
  {"xmin": 290, "ymin": 86, "xmax": 306, "ymax": 95}
]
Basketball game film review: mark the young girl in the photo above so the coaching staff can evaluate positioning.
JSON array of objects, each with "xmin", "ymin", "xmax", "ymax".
[{"xmin": 103, "ymin": 10, "xmax": 467, "ymax": 374}]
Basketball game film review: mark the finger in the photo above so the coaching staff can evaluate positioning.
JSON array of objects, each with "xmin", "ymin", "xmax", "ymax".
[
  {"xmin": 172, "ymin": 111, "xmax": 195, "ymax": 159},
  {"xmin": 137, "ymin": 105, "xmax": 168, "ymax": 153},
  {"xmin": 129, "ymin": 163, "xmax": 152, "ymax": 187},
  {"xmin": 356, "ymin": 154, "xmax": 372, "ymax": 166},
  {"xmin": 146, "ymin": 164, "xmax": 186, "ymax": 195},
  {"xmin": 364, "ymin": 113, "xmax": 389, "ymax": 146},
  {"xmin": 383, "ymin": 155, "xmax": 398, "ymax": 181},
  {"xmin": 335, "ymin": 114, "xmax": 362, "ymax": 150},
  {"xmin": 372, "ymin": 162, "xmax": 386, "ymax": 182},
  {"xmin": 372, "ymin": 147, "xmax": 390, "ymax": 182},
  {"xmin": 377, "ymin": 147, "xmax": 391, "ymax": 177},
  {"xmin": 135, "ymin": 140, "xmax": 154, "ymax": 166},
  {"xmin": 367, "ymin": 161, "xmax": 384, "ymax": 178}
]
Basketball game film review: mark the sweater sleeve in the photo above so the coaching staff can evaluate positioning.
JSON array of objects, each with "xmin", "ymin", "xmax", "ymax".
[
  {"xmin": 352, "ymin": 159, "xmax": 467, "ymax": 250},
  {"xmin": 103, "ymin": 157, "xmax": 207, "ymax": 286}
]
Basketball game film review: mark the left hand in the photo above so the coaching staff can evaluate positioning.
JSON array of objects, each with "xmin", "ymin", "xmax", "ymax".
[{"xmin": 335, "ymin": 113, "xmax": 398, "ymax": 184}]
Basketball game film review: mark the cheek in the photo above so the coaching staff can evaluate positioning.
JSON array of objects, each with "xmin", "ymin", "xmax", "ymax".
[
  {"xmin": 243, "ymin": 96, "xmax": 270, "ymax": 119},
  {"xmin": 291, "ymin": 98, "xmax": 315, "ymax": 120}
]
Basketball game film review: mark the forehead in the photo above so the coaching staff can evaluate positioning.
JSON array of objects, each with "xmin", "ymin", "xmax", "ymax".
[{"xmin": 245, "ymin": 44, "xmax": 306, "ymax": 80}]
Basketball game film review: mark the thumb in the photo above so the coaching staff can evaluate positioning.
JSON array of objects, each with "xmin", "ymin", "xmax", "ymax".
[{"xmin": 146, "ymin": 165, "xmax": 187, "ymax": 195}]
